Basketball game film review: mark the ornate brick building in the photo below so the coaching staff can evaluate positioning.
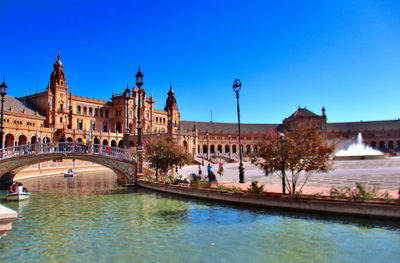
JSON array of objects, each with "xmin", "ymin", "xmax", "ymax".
[
  {"xmin": 1, "ymin": 53, "xmax": 399, "ymax": 158},
  {"xmin": 1, "ymin": 53, "xmax": 177, "ymax": 148}
]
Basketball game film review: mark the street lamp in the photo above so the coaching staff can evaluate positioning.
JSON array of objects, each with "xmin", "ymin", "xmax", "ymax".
[
  {"xmin": 192, "ymin": 128, "xmax": 196, "ymax": 159},
  {"xmin": 228, "ymin": 134, "xmax": 232, "ymax": 159},
  {"xmin": 233, "ymin": 79, "xmax": 245, "ymax": 183},
  {"xmin": 0, "ymin": 79, "xmax": 7, "ymax": 151},
  {"xmin": 124, "ymin": 87, "xmax": 131, "ymax": 148},
  {"xmin": 206, "ymin": 130, "xmax": 210, "ymax": 160},
  {"xmin": 280, "ymin": 133, "xmax": 286, "ymax": 195},
  {"xmin": 136, "ymin": 67, "xmax": 143, "ymax": 149}
]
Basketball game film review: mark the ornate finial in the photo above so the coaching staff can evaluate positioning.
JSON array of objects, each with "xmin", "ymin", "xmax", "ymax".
[
  {"xmin": 138, "ymin": 65, "xmax": 141, "ymax": 72},
  {"xmin": 58, "ymin": 49, "xmax": 60, "ymax": 61},
  {"xmin": 127, "ymin": 83, "xmax": 129, "ymax": 89}
]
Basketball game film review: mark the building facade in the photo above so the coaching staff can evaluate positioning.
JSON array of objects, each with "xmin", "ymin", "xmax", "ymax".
[
  {"xmin": 1, "ymin": 53, "xmax": 178, "ymax": 148},
  {"xmin": 1, "ymin": 53, "xmax": 399, "ymax": 158}
]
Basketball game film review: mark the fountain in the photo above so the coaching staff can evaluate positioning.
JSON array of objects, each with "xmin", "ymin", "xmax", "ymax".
[{"xmin": 335, "ymin": 132, "xmax": 384, "ymax": 159}]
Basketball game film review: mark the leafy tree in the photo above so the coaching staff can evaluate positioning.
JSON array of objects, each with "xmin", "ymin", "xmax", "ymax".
[
  {"xmin": 145, "ymin": 136, "xmax": 191, "ymax": 181},
  {"xmin": 252, "ymin": 124, "xmax": 335, "ymax": 197}
]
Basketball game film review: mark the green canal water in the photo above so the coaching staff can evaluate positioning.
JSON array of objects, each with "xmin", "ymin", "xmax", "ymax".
[{"xmin": 1, "ymin": 170, "xmax": 399, "ymax": 263}]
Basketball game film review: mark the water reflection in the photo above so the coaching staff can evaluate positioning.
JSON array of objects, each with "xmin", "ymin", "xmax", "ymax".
[{"xmin": 0, "ymin": 170, "xmax": 399, "ymax": 263}]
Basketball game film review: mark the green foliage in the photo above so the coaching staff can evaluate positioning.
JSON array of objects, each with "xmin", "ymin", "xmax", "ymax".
[
  {"xmin": 145, "ymin": 136, "xmax": 191, "ymax": 181},
  {"xmin": 246, "ymin": 181, "xmax": 265, "ymax": 195},
  {"xmin": 252, "ymin": 124, "xmax": 336, "ymax": 197},
  {"xmin": 330, "ymin": 182, "xmax": 394, "ymax": 201},
  {"xmin": 191, "ymin": 181, "xmax": 209, "ymax": 188},
  {"xmin": 217, "ymin": 185, "xmax": 243, "ymax": 193}
]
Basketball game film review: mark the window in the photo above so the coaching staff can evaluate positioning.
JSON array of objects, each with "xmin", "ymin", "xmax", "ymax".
[
  {"xmin": 89, "ymin": 107, "xmax": 93, "ymax": 115},
  {"xmin": 83, "ymin": 107, "xmax": 87, "ymax": 115},
  {"xmin": 103, "ymin": 121, "xmax": 107, "ymax": 132},
  {"xmin": 90, "ymin": 121, "xmax": 95, "ymax": 131},
  {"xmin": 100, "ymin": 109, "xmax": 103, "ymax": 117},
  {"xmin": 60, "ymin": 104, "xmax": 63, "ymax": 111},
  {"xmin": 94, "ymin": 108, "xmax": 98, "ymax": 116},
  {"xmin": 77, "ymin": 105, "xmax": 81, "ymax": 114},
  {"xmin": 77, "ymin": 119, "xmax": 83, "ymax": 130},
  {"xmin": 105, "ymin": 110, "xmax": 108, "ymax": 118},
  {"xmin": 59, "ymin": 117, "xmax": 62, "ymax": 123}
]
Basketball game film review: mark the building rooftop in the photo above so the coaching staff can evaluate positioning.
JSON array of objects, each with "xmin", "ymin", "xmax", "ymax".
[
  {"xmin": 181, "ymin": 121, "xmax": 279, "ymax": 134},
  {"xmin": 3, "ymin": 96, "xmax": 45, "ymax": 117}
]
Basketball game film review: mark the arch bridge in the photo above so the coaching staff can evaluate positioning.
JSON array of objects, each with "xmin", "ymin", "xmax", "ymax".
[{"xmin": 0, "ymin": 142, "xmax": 140, "ymax": 188}]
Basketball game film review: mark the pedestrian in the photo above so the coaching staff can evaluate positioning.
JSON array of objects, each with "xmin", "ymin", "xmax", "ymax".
[
  {"xmin": 82, "ymin": 136, "xmax": 87, "ymax": 152},
  {"xmin": 211, "ymin": 171, "xmax": 217, "ymax": 182},
  {"xmin": 207, "ymin": 163, "xmax": 212, "ymax": 178},
  {"xmin": 217, "ymin": 162, "xmax": 224, "ymax": 177},
  {"xmin": 198, "ymin": 165, "xmax": 202, "ymax": 179}
]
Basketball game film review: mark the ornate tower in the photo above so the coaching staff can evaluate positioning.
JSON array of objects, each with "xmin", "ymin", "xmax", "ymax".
[
  {"xmin": 164, "ymin": 84, "xmax": 180, "ymax": 136},
  {"xmin": 48, "ymin": 51, "xmax": 69, "ymax": 130}
]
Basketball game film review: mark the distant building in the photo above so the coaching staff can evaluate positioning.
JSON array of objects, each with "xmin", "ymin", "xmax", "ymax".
[{"xmin": 1, "ymin": 53, "xmax": 399, "ymax": 158}]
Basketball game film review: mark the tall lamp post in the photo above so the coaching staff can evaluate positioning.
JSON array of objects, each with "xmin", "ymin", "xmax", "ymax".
[
  {"xmin": 124, "ymin": 87, "xmax": 131, "ymax": 149},
  {"xmin": 233, "ymin": 79, "xmax": 245, "ymax": 183},
  {"xmin": 192, "ymin": 128, "xmax": 196, "ymax": 159},
  {"xmin": 136, "ymin": 67, "xmax": 143, "ymax": 150},
  {"xmin": 0, "ymin": 79, "xmax": 7, "ymax": 151},
  {"xmin": 206, "ymin": 130, "xmax": 210, "ymax": 160},
  {"xmin": 280, "ymin": 133, "xmax": 286, "ymax": 195}
]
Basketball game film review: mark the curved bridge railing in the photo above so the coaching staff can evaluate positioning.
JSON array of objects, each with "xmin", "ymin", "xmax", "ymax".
[{"xmin": 0, "ymin": 142, "xmax": 136, "ymax": 162}]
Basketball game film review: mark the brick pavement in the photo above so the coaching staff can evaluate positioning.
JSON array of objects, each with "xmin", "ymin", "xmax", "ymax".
[{"xmin": 180, "ymin": 157, "xmax": 400, "ymax": 198}]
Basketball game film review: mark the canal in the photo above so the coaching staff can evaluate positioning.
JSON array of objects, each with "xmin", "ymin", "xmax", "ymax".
[{"xmin": 1, "ymin": 170, "xmax": 399, "ymax": 263}]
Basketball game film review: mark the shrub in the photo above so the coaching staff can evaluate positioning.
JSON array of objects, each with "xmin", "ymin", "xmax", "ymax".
[
  {"xmin": 192, "ymin": 181, "xmax": 209, "ymax": 188},
  {"xmin": 330, "ymin": 182, "xmax": 393, "ymax": 201},
  {"xmin": 217, "ymin": 185, "xmax": 242, "ymax": 193},
  {"xmin": 246, "ymin": 181, "xmax": 265, "ymax": 195}
]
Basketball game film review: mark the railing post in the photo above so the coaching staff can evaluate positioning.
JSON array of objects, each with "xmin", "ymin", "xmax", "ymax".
[{"xmin": 35, "ymin": 142, "xmax": 40, "ymax": 155}]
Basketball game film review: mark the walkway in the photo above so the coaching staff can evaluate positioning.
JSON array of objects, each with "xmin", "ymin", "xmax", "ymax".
[{"xmin": 180, "ymin": 157, "xmax": 400, "ymax": 198}]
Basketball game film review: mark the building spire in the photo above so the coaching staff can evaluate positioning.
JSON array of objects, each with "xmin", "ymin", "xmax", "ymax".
[{"xmin": 58, "ymin": 49, "xmax": 60, "ymax": 61}]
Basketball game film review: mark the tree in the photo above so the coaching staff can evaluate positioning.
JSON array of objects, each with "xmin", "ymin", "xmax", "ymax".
[
  {"xmin": 145, "ymin": 136, "xmax": 191, "ymax": 181},
  {"xmin": 252, "ymin": 124, "xmax": 336, "ymax": 197}
]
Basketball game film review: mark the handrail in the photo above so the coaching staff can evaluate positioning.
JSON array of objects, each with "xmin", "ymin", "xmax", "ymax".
[{"xmin": 0, "ymin": 142, "xmax": 136, "ymax": 162}]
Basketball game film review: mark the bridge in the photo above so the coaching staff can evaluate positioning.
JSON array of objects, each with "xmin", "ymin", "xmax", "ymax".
[{"xmin": 0, "ymin": 142, "xmax": 141, "ymax": 188}]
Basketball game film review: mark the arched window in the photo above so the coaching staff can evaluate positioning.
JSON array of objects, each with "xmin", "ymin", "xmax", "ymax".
[
  {"xmin": 83, "ymin": 106, "xmax": 87, "ymax": 115},
  {"xmin": 77, "ymin": 105, "xmax": 81, "ymax": 114},
  {"xmin": 100, "ymin": 109, "xmax": 104, "ymax": 117},
  {"xmin": 232, "ymin": 145, "xmax": 237, "ymax": 153},
  {"xmin": 210, "ymin": 145, "xmax": 215, "ymax": 154},
  {"xmin": 88, "ymin": 107, "xmax": 93, "ymax": 115},
  {"xmin": 225, "ymin": 145, "xmax": 230, "ymax": 153},
  {"xmin": 94, "ymin": 108, "xmax": 98, "ymax": 116}
]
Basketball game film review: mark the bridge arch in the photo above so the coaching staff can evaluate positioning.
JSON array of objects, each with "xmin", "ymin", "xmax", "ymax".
[
  {"xmin": 102, "ymin": 139, "xmax": 108, "ymax": 145},
  {"xmin": 0, "ymin": 142, "xmax": 137, "ymax": 187}
]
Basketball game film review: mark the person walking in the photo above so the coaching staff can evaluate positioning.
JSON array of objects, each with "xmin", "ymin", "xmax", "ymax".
[
  {"xmin": 207, "ymin": 163, "xmax": 212, "ymax": 177},
  {"xmin": 217, "ymin": 162, "xmax": 224, "ymax": 177},
  {"xmin": 198, "ymin": 165, "xmax": 202, "ymax": 180}
]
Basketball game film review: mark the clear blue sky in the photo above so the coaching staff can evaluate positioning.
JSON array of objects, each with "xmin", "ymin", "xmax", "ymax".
[{"xmin": 1, "ymin": 0, "xmax": 399, "ymax": 124}]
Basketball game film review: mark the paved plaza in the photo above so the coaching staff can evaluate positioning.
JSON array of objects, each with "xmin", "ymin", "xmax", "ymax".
[{"xmin": 180, "ymin": 157, "xmax": 400, "ymax": 198}]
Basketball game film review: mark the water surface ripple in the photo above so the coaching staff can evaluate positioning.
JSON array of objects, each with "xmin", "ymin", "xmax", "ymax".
[{"xmin": 1, "ymin": 171, "xmax": 399, "ymax": 263}]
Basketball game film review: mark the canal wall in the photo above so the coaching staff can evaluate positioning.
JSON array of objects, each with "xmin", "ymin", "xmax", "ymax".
[
  {"xmin": 14, "ymin": 160, "xmax": 107, "ymax": 180},
  {"xmin": 137, "ymin": 181, "xmax": 400, "ymax": 219},
  {"xmin": 0, "ymin": 205, "xmax": 17, "ymax": 239}
]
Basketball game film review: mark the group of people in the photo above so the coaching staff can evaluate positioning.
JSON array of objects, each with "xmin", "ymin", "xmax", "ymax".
[
  {"xmin": 9, "ymin": 182, "xmax": 28, "ymax": 193},
  {"xmin": 198, "ymin": 162, "xmax": 224, "ymax": 183}
]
